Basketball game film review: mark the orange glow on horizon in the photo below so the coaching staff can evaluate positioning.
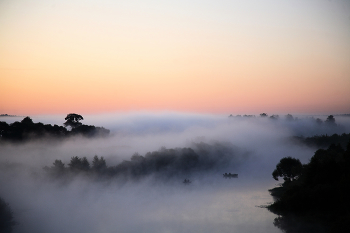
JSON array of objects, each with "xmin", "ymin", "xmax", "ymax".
[{"xmin": 1, "ymin": 0, "xmax": 350, "ymax": 115}]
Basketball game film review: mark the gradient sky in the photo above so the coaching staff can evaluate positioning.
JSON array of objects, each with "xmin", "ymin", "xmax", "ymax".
[{"xmin": 1, "ymin": 0, "xmax": 350, "ymax": 115}]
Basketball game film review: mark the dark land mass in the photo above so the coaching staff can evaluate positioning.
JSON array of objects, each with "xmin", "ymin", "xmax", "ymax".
[
  {"xmin": 268, "ymin": 140, "xmax": 350, "ymax": 233},
  {"xmin": 334, "ymin": 114, "xmax": 350, "ymax": 117},
  {"xmin": 43, "ymin": 142, "xmax": 245, "ymax": 182},
  {"xmin": 0, "ymin": 114, "xmax": 21, "ymax": 117},
  {"xmin": 0, "ymin": 115, "xmax": 109, "ymax": 143},
  {"xmin": 293, "ymin": 133, "xmax": 350, "ymax": 149},
  {"xmin": 0, "ymin": 197, "xmax": 16, "ymax": 233}
]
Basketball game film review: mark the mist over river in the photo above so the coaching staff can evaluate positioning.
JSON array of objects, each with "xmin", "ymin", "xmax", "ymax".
[{"xmin": 1, "ymin": 113, "xmax": 349, "ymax": 233}]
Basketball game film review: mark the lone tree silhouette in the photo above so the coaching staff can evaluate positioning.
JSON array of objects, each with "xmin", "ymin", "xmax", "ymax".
[
  {"xmin": 64, "ymin": 113, "xmax": 83, "ymax": 129},
  {"xmin": 272, "ymin": 157, "xmax": 303, "ymax": 182},
  {"xmin": 325, "ymin": 115, "xmax": 336, "ymax": 125}
]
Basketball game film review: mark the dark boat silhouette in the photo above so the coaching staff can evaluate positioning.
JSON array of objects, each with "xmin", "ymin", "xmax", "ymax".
[{"xmin": 223, "ymin": 173, "xmax": 238, "ymax": 178}]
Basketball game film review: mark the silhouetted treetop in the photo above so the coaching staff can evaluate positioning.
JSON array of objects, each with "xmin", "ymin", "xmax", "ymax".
[
  {"xmin": 64, "ymin": 113, "xmax": 84, "ymax": 128},
  {"xmin": 21, "ymin": 116, "xmax": 34, "ymax": 125},
  {"xmin": 325, "ymin": 115, "xmax": 336, "ymax": 125},
  {"xmin": 92, "ymin": 155, "xmax": 107, "ymax": 173},
  {"xmin": 315, "ymin": 118, "xmax": 323, "ymax": 125},
  {"xmin": 285, "ymin": 114, "xmax": 294, "ymax": 121},
  {"xmin": 272, "ymin": 157, "xmax": 302, "ymax": 182},
  {"xmin": 68, "ymin": 156, "xmax": 90, "ymax": 172},
  {"xmin": 269, "ymin": 115, "xmax": 279, "ymax": 120}
]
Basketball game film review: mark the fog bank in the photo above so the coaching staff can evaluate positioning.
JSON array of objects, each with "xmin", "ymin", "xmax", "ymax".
[{"xmin": 1, "ymin": 112, "xmax": 349, "ymax": 233}]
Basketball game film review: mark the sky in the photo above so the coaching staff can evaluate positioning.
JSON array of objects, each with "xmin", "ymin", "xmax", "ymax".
[{"xmin": 1, "ymin": 0, "xmax": 350, "ymax": 115}]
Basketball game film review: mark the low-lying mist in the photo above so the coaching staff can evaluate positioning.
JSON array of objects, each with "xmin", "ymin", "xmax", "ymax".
[{"xmin": 1, "ymin": 112, "xmax": 349, "ymax": 233}]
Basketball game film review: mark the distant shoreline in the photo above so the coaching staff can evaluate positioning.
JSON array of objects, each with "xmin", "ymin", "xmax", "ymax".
[
  {"xmin": 0, "ymin": 114, "xmax": 23, "ymax": 117},
  {"xmin": 335, "ymin": 114, "xmax": 350, "ymax": 117}
]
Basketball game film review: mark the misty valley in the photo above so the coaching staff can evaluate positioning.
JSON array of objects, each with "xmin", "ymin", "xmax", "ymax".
[{"xmin": 1, "ymin": 113, "xmax": 350, "ymax": 233}]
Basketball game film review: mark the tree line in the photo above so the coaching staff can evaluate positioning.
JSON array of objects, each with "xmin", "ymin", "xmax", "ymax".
[
  {"xmin": 44, "ymin": 142, "xmax": 240, "ymax": 181},
  {"xmin": 268, "ymin": 139, "xmax": 350, "ymax": 233},
  {"xmin": 229, "ymin": 113, "xmax": 338, "ymax": 125},
  {"xmin": 294, "ymin": 133, "xmax": 350, "ymax": 149},
  {"xmin": 0, "ymin": 114, "xmax": 109, "ymax": 142}
]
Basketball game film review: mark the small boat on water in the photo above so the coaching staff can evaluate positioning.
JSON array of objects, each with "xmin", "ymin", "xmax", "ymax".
[
  {"xmin": 183, "ymin": 179, "xmax": 191, "ymax": 184},
  {"xmin": 223, "ymin": 173, "xmax": 238, "ymax": 178}
]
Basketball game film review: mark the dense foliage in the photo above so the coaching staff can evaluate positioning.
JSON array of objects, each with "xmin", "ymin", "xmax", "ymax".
[
  {"xmin": 272, "ymin": 157, "xmax": 303, "ymax": 182},
  {"xmin": 44, "ymin": 142, "xmax": 242, "ymax": 181},
  {"xmin": 0, "ymin": 197, "xmax": 16, "ymax": 233},
  {"xmin": 63, "ymin": 113, "xmax": 84, "ymax": 128},
  {"xmin": 294, "ymin": 133, "xmax": 350, "ymax": 149},
  {"xmin": 0, "ymin": 115, "xmax": 109, "ymax": 142},
  {"xmin": 268, "ymin": 140, "xmax": 350, "ymax": 233}
]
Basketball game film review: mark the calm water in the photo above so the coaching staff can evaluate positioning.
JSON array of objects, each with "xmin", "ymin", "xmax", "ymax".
[
  {"xmin": 1, "ymin": 168, "xmax": 281, "ymax": 233},
  {"xmin": 4, "ymin": 113, "xmax": 337, "ymax": 233}
]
